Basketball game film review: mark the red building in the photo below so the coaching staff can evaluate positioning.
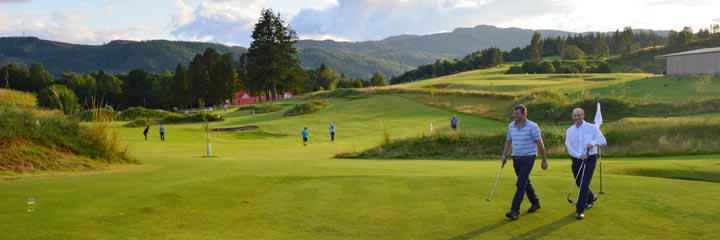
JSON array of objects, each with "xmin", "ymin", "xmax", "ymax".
[{"xmin": 233, "ymin": 91, "xmax": 292, "ymax": 105}]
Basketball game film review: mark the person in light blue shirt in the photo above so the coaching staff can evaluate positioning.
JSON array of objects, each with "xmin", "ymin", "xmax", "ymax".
[
  {"xmin": 159, "ymin": 124, "xmax": 166, "ymax": 141},
  {"xmin": 329, "ymin": 122, "xmax": 335, "ymax": 141},
  {"xmin": 565, "ymin": 108, "xmax": 607, "ymax": 220},
  {"xmin": 501, "ymin": 105, "xmax": 548, "ymax": 220},
  {"xmin": 302, "ymin": 127, "xmax": 309, "ymax": 146}
]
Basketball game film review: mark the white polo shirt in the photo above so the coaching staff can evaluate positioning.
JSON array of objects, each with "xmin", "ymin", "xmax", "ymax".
[{"xmin": 565, "ymin": 121, "xmax": 607, "ymax": 158}]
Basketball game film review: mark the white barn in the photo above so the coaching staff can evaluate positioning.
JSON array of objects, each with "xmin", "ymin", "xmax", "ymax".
[{"xmin": 655, "ymin": 47, "xmax": 720, "ymax": 76}]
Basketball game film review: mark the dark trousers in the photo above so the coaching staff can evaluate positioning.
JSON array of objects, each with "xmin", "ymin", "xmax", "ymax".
[
  {"xmin": 510, "ymin": 156, "xmax": 540, "ymax": 212},
  {"xmin": 330, "ymin": 132, "xmax": 335, "ymax": 141},
  {"xmin": 572, "ymin": 155, "xmax": 597, "ymax": 213},
  {"xmin": 160, "ymin": 132, "xmax": 165, "ymax": 141}
]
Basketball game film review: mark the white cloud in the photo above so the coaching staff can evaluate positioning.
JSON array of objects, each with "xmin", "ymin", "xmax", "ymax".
[
  {"xmin": 170, "ymin": 1, "xmax": 260, "ymax": 46},
  {"xmin": 289, "ymin": 0, "xmax": 568, "ymax": 42}
]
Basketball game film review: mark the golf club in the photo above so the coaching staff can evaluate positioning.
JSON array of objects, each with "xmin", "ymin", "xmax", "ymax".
[
  {"xmin": 566, "ymin": 160, "xmax": 585, "ymax": 204},
  {"xmin": 567, "ymin": 149, "xmax": 589, "ymax": 204},
  {"xmin": 486, "ymin": 161, "xmax": 506, "ymax": 201}
]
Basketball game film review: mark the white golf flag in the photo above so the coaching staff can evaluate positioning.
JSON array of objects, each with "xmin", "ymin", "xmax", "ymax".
[{"xmin": 594, "ymin": 102, "xmax": 603, "ymax": 128}]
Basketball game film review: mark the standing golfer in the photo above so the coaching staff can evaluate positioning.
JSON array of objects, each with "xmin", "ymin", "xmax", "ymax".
[
  {"xmin": 450, "ymin": 115, "xmax": 458, "ymax": 131},
  {"xmin": 143, "ymin": 126, "xmax": 150, "ymax": 141},
  {"xmin": 329, "ymin": 122, "xmax": 335, "ymax": 141},
  {"xmin": 302, "ymin": 127, "xmax": 309, "ymax": 146},
  {"xmin": 565, "ymin": 108, "xmax": 606, "ymax": 219},
  {"xmin": 501, "ymin": 105, "xmax": 548, "ymax": 220},
  {"xmin": 159, "ymin": 124, "xmax": 166, "ymax": 141}
]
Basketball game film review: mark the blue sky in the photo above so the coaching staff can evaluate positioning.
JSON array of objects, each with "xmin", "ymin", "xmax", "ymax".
[{"xmin": 1, "ymin": 0, "xmax": 718, "ymax": 47}]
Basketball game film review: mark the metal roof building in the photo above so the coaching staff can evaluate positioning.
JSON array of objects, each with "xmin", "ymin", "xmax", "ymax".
[{"xmin": 655, "ymin": 47, "xmax": 720, "ymax": 76}]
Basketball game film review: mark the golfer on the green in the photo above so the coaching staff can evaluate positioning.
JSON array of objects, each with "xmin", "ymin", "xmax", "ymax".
[
  {"xmin": 501, "ymin": 105, "xmax": 548, "ymax": 220},
  {"xmin": 302, "ymin": 127, "xmax": 309, "ymax": 146},
  {"xmin": 565, "ymin": 108, "xmax": 606, "ymax": 220}
]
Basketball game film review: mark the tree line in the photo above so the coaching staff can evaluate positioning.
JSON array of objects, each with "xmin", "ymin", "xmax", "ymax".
[{"xmin": 0, "ymin": 9, "xmax": 389, "ymax": 113}]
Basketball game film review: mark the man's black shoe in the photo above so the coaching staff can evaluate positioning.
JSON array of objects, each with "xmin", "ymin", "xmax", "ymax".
[
  {"xmin": 587, "ymin": 195, "xmax": 599, "ymax": 209},
  {"xmin": 576, "ymin": 213, "xmax": 585, "ymax": 219},
  {"xmin": 505, "ymin": 211, "xmax": 519, "ymax": 220},
  {"xmin": 527, "ymin": 205, "xmax": 541, "ymax": 213}
]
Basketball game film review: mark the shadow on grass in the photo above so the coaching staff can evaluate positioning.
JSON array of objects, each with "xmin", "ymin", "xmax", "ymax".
[
  {"xmin": 449, "ymin": 220, "xmax": 509, "ymax": 240},
  {"xmin": 618, "ymin": 168, "xmax": 720, "ymax": 183},
  {"xmin": 510, "ymin": 213, "xmax": 576, "ymax": 240}
]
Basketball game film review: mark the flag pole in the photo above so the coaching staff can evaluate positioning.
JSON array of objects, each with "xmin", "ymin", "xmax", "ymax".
[{"xmin": 595, "ymin": 102, "xmax": 605, "ymax": 194}]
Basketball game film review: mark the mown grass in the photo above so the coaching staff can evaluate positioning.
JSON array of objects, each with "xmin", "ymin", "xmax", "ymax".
[{"xmin": 1, "ymin": 82, "xmax": 719, "ymax": 239}]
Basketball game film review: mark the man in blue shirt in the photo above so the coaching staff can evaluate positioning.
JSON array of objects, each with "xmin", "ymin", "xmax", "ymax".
[
  {"xmin": 329, "ymin": 122, "xmax": 335, "ymax": 141},
  {"xmin": 302, "ymin": 127, "xmax": 309, "ymax": 146},
  {"xmin": 565, "ymin": 108, "xmax": 607, "ymax": 219},
  {"xmin": 501, "ymin": 105, "xmax": 548, "ymax": 220},
  {"xmin": 450, "ymin": 115, "xmax": 458, "ymax": 131},
  {"xmin": 159, "ymin": 124, "xmax": 166, "ymax": 141}
]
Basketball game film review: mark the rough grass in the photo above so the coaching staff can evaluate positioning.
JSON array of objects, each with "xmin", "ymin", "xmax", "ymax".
[
  {"xmin": 0, "ymin": 88, "xmax": 36, "ymax": 109},
  {"xmin": 0, "ymin": 108, "xmax": 135, "ymax": 173},
  {"xmin": 119, "ymin": 107, "xmax": 173, "ymax": 121}
]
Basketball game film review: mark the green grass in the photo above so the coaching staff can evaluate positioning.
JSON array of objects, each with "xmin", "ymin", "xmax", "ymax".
[
  {"xmin": 0, "ymin": 88, "xmax": 36, "ymax": 108},
  {"xmin": 1, "ymin": 95, "xmax": 719, "ymax": 239}
]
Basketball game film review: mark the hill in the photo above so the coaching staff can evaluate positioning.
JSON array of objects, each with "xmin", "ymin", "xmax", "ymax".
[{"xmin": 0, "ymin": 37, "xmax": 247, "ymax": 75}]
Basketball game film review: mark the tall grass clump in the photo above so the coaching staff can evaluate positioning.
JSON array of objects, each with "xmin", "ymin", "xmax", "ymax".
[
  {"xmin": 0, "ymin": 108, "xmax": 135, "ymax": 172},
  {"xmin": 284, "ymin": 99, "xmax": 330, "ymax": 116}
]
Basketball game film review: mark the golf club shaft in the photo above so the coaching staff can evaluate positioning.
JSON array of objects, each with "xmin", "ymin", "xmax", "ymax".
[
  {"xmin": 575, "ymin": 161, "xmax": 587, "ymax": 204},
  {"xmin": 599, "ymin": 147, "xmax": 604, "ymax": 194},
  {"xmin": 487, "ymin": 162, "xmax": 505, "ymax": 200},
  {"xmin": 567, "ymin": 149, "xmax": 590, "ymax": 203}
]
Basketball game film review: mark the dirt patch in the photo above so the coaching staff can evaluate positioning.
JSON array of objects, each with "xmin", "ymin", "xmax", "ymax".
[{"xmin": 212, "ymin": 126, "xmax": 259, "ymax": 132}]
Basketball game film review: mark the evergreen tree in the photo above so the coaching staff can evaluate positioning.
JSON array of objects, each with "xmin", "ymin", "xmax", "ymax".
[
  {"xmin": 247, "ymin": 8, "xmax": 303, "ymax": 100},
  {"xmin": 173, "ymin": 63, "xmax": 190, "ymax": 108},
  {"xmin": 529, "ymin": 32, "xmax": 542, "ymax": 62}
]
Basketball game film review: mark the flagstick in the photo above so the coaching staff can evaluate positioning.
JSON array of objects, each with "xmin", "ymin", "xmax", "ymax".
[{"xmin": 598, "ymin": 146, "xmax": 604, "ymax": 194}]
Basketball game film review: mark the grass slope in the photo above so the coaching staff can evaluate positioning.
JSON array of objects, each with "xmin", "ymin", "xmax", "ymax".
[{"xmin": 1, "ymin": 95, "xmax": 718, "ymax": 239}]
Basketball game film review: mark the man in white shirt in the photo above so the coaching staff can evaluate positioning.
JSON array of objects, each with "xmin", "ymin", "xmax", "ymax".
[{"xmin": 565, "ymin": 108, "xmax": 607, "ymax": 220}]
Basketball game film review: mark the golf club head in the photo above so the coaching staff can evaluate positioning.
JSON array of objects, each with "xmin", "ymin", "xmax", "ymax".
[
  {"xmin": 567, "ymin": 199, "xmax": 574, "ymax": 204},
  {"xmin": 486, "ymin": 198, "xmax": 491, "ymax": 201}
]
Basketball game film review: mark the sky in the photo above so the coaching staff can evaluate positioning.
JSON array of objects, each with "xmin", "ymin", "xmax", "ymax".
[{"xmin": 1, "ymin": 0, "xmax": 718, "ymax": 47}]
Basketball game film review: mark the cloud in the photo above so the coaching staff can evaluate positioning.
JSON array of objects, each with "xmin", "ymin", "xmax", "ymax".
[
  {"xmin": 170, "ymin": 1, "xmax": 260, "ymax": 46},
  {"xmin": 289, "ymin": 0, "xmax": 568, "ymax": 41},
  {"xmin": 0, "ymin": 0, "xmax": 29, "ymax": 3}
]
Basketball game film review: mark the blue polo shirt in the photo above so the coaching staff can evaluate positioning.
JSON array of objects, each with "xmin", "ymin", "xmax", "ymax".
[{"xmin": 506, "ymin": 119, "xmax": 542, "ymax": 156}]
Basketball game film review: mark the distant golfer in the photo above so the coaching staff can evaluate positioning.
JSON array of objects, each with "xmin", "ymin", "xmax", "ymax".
[
  {"xmin": 501, "ymin": 104, "xmax": 548, "ymax": 220},
  {"xmin": 450, "ymin": 115, "xmax": 458, "ymax": 131},
  {"xmin": 329, "ymin": 122, "xmax": 335, "ymax": 141},
  {"xmin": 159, "ymin": 124, "xmax": 166, "ymax": 141},
  {"xmin": 565, "ymin": 108, "xmax": 606, "ymax": 220},
  {"xmin": 143, "ymin": 126, "xmax": 150, "ymax": 141},
  {"xmin": 302, "ymin": 127, "xmax": 309, "ymax": 146}
]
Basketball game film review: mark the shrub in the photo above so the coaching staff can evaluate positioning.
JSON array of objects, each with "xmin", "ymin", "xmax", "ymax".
[
  {"xmin": 119, "ymin": 107, "xmax": 170, "ymax": 121},
  {"xmin": 36, "ymin": 84, "xmax": 78, "ymax": 115},
  {"xmin": 505, "ymin": 66, "xmax": 525, "ymax": 74},
  {"xmin": 75, "ymin": 109, "xmax": 118, "ymax": 122},
  {"xmin": 237, "ymin": 103, "xmax": 282, "ymax": 113},
  {"xmin": 123, "ymin": 118, "xmax": 156, "ymax": 127},
  {"xmin": 284, "ymin": 99, "xmax": 330, "ymax": 116},
  {"xmin": 158, "ymin": 112, "xmax": 224, "ymax": 124}
]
